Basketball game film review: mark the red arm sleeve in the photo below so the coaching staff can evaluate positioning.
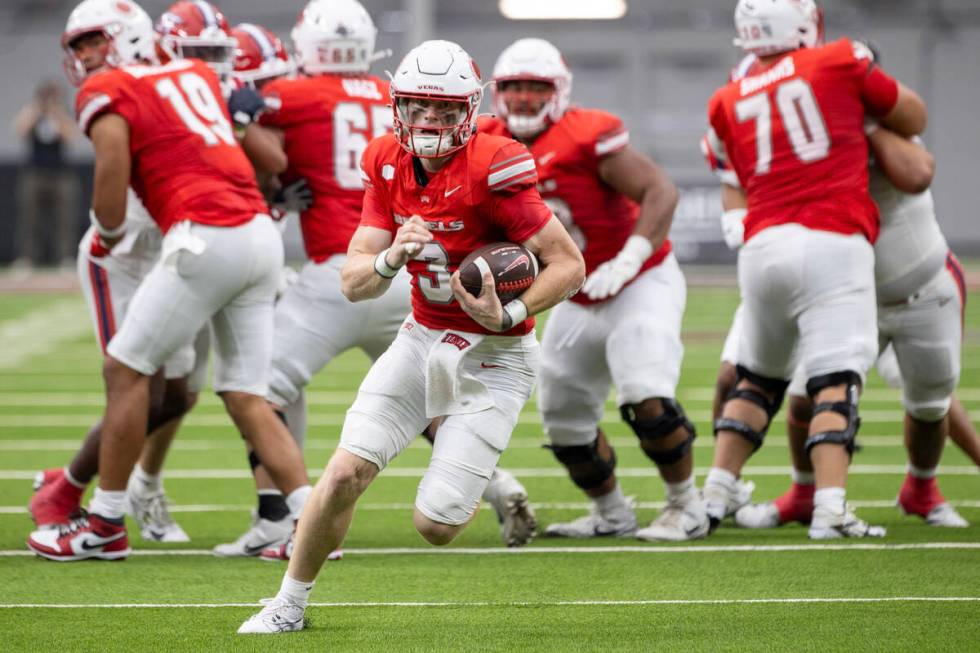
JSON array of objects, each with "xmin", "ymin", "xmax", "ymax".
[
  {"xmin": 861, "ymin": 65, "xmax": 900, "ymax": 117},
  {"xmin": 492, "ymin": 186, "xmax": 553, "ymax": 244}
]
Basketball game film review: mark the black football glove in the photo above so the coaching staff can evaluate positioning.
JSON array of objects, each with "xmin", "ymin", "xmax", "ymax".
[
  {"xmin": 228, "ymin": 86, "xmax": 266, "ymax": 128},
  {"xmin": 271, "ymin": 178, "xmax": 314, "ymax": 217}
]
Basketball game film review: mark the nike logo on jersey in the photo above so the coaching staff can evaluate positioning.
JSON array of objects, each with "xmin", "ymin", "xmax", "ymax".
[
  {"xmin": 444, "ymin": 185, "xmax": 463, "ymax": 197},
  {"xmin": 537, "ymin": 151, "xmax": 557, "ymax": 166}
]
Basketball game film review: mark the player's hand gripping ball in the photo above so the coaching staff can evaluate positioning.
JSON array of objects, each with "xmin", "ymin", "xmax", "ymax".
[{"xmin": 457, "ymin": 242, "xmax": 539, "ymax": 303}]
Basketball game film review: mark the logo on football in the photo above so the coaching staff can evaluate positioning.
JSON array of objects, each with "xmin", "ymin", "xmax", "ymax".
[{"xmin": 458, "ymin": 242, "xmax": 539, "ymax": 303}]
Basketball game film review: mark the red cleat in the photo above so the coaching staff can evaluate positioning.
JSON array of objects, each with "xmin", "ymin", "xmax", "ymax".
[
  {"xmin": 27, "ymin": 511, "xmax": 130, "ymax": 561},
  {"xmin": 29, "ymin": 468, "xmax": 84, "ymax": 527},
  {"xmin": 773, "ymin": 482, "xmax": 815, "ymax": 525}
]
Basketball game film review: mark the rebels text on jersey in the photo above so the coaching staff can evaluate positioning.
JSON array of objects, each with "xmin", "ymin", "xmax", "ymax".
[
  {"xmin": 480, "ymin": 109, "xmax": 671, "ymax": 305},
  {"xmin": 706, "ymin": 38, "xmax": 899, "ymax": 243},
  {"xmin": 359, "ymin": 133, "xmax": 553, "ymax": 336},
  {"xmin": 260, "ymin": 75, "xmax": 391, "ymax": 262},
  {"xmin": 75, "ymin": 59, "xmax": 268, "ymax": 233}
]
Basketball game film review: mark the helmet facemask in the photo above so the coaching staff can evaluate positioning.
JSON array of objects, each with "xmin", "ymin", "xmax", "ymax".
[
  {"xmin": 393, "ymin": 94, "xmax": 476, "ymax": 158},
  {"xmin": 495, "ymin": 78, "xmax": 557, "ymax": 139},
  {"xmin": 160, "ymin": 31, "xmax": 237, "ymax": 73}
]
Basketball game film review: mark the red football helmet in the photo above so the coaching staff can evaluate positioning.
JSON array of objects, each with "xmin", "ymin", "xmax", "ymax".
[
  {"xmin": 155, "ymin": 1, "xmax": 236, "ymax": 73},
  {"xmin": 230, "ymin": 23, "xmax": 295, "ymax": 89}
]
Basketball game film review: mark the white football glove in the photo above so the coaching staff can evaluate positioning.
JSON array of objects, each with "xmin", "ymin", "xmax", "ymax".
[
  {"xmin": 582, "ymin": 235, "xmax": 653, "ymax": 301},
  {"xmin": 720, "ymin": 208, "xmax": 747, "ymax": 250}
]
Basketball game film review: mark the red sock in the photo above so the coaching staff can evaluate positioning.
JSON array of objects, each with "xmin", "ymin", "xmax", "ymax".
[
  {"xmin": 898, "ymin": 474, "xmax": 945, "ymax": 517},
  {"xmin": 773, "ymin": 482, "xmax": 815, "ymax": 524}
]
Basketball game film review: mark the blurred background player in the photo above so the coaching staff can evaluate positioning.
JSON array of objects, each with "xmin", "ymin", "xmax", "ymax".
[
  {"xmin": 29, "ymin": 0, "xmax": 205, "ymax": 545},
  {"xmin": 220, "ymin": 0, "xmax": 538, "ymax": 556},
  {"xmin": 702, "ymin": 0, "xmax": 928, "ymax": 539},
  {"xmin": 27, "ymin": 0, "xmax": 312, "ymax": 562},
  {"xmin": 237, "ymin": 39, "xmax": 584, "ymax": 633},
  {"xmin": 481, "ymin": 38, "xmax": 704, "ymax": 541},
  {"xmin": 155, "ymin": 1, "xmax": 237, "ymax": 80}
]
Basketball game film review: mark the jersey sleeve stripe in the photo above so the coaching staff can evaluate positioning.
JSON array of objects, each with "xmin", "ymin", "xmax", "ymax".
[
  {"xmin": 489, "ymin": 152, "xmax": 532, "ymax": 170},
  {"xmin": 489, "ymin": 171, "xmax": 537, "ymax": 192},
  {"xmin": 595, "ymin": 130, "xmax": 629, "ymax": 156},
  {"xmin": 488, "ymin": 158, "xmax": 536, "ymax": 188},
  {"xmin": 78, "ymin": 94, "xmax": 112, "ymax": 132}
]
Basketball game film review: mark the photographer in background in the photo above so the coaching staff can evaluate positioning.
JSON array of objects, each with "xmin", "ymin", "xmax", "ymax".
[{"xmin": 12, "ymin": 79, "xmax": 80, "ymax": 269}]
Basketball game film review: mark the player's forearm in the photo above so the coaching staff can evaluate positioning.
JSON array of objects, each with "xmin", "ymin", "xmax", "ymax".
[
  {"xmin": 880, "ymin": 83, "xmax": 928, "ymax": 137},
  {"xmin": 633, "ymin": 180, "xmax": 679, "ymax": 250},
  {"xmin": 341, "ymin": 253, "xmax": 393, "ymax": 302},
  {"xmin": 867, "ymin": 128, "xmax": 934, "ymax": 194},
  {"xmin": 242, "ymin": 124, "xmax": 287, "ymax": 176},
  {"xmin": 89, "ymin": 114, "xmax": 131, "ymax": 231},
  {"xmin": 520, "ymin": 251, "xmax": 585, "ymax": 316}
]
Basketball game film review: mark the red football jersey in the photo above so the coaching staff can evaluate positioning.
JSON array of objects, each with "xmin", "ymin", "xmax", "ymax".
[
  {"xmin": 480, "ymin": 108, "xmax": 671, "ymax": 305},
  {"xmin": 360, "ymin": 133, "xmax": 552, "ymax": 335},
  {"xmin": 260, "ymin": 75, "xmax": 391, "ymax": 262},
  {"xmin": 706, "ymin": 38, "xmax": 899, "ymax": 243},
  {"xmin": 76, "ymin": 59, "xmax": 268, "ymax": 233}
]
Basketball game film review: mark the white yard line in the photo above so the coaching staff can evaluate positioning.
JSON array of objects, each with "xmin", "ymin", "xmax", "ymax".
[
  {"xmin": 0, "ymin": 436, "xmax": 913, "ymax": 451},
  {"xmin": 2, "ymin": 464, "xmax": 977, "ymax": 481},
  {"xmin": 0, "ymin": 299, "xmax": 90, "ymax": 369},
  {"xmin": 0, "ymin": 409, "xmax": 951, "ymax": 427},
  {"xmin": 3, "ymin": 499, "xmax": 980, "ymax": 515},
  {"xmin": 1, "ymin": 596, "xmax": 978, "ymax": 609},
  {"xmin": 2, "ymin": 542, "xmax": 980, "ymax": 558}
]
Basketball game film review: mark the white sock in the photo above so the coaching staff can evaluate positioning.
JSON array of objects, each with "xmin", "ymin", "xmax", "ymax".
[
  {"xmin": 131, "ymin": 463, "xmax": 162, "ymax": 493},
  {"xmin": 908, "ymin": 464, "xmax": 936, "ymax": 480},
  {"xmin": 665, "ymin": 476, "xmax": 697, "ymax": 504},
  {"xmin": 89, "ymin": 488, "xmax": 127, "ymax": 520},
  {"xmin": 278, "ymin": 573, "xmax": 314, "ymax": 607},
  {"xmin": 63, "ymin": 467, "xmax": 85, "ymax": 489},
  {"xmin": 594, "ymin": 484, "xmax": 627, "ymax": 515},
  {"xmin": 814, "ymin": 487, "xmax": 846, "ymax": 515},
  {"xmin": 286, "ymin": 485, "xmax": 313, "ymax": 520},
  {"xmin": 791, "ymin": 469, "xmax": 815, "ymax": 485},
  {"xmin": 705, "ymin": 467, "xmax": 736, "ymax": 491}
]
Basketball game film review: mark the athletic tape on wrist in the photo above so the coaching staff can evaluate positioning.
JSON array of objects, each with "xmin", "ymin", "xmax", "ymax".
[
  {"xmin": 373, "ymin": 248, "xmax": 399, "ymax": 279},
  {"xmin": 90, "ymin": 209, "xmax": 126, "ymax": 240},
  {"xmin": 500, "ymin": 298, "xmax": 528, "ymax": 332}
]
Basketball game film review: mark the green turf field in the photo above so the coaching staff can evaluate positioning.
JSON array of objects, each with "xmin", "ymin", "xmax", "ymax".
[{"xmin": 1, "ymin": 282, "xmax": 978, "ymax": 651}]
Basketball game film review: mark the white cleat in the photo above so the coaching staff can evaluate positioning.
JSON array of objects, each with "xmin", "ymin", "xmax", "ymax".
[
  {"xmin": 734, "ymin": 502, "xmax": 781, "ymax": 529},
  {"xmin": 125, "ymin": 486, "xmax": 190, "ymax": 543},
  {"xmin": 636, "ymin": 497, "xmax": 709, "ymax": 542},
  {"xmin": 704, "ymin": 478, "xmax": 755, "ymax": 530},
  {"xmin": 730, "ymin": 479, "xmax": 756, "ymax": 514},
  {"xmin": 482, "ymin": 468, "xmax": 537, "ymax": 547},
  {"xmin": 213, "ymin": 512, "xmax": 292, "ymax": 557},
  {"xmin": 544, "ymin": 498, "xmax": 637, "ymax": 538},
  {"xmin": 808, "ymin": 505, "xmax": 886, "ymax": 539},
  {"xmin": 237, "ymin": 598, "xmax": 306, "ymax": 634},
  {"xmin": 922, "ymin": 503, "xmax": 969, "ymax": 528}
]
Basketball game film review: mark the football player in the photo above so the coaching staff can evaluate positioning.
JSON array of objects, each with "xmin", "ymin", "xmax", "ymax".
[
  {"xmin": 155, "ymin": 1, "xmax": 236, "ymax": 78},
  {"xmin": 478, "ymin": 38, "xmax": 704, "ymax": 541},
  {"xmin": 27, "ymin": 0, "xmax": 312, "ymax": 561},
  {"xmin": 220, "ymin": 1, "xmax": 540, "ymax": 556},
  {"xmin": 28, "ymin": 0, "xmax": 210, "ymax": 544},
  {"xmin": 702, "ymin": 0, "xmax": 927, "ymax": 539},
  {"xmin": 237, "ymin": 39, "xmax": 584, "ymax": 634},
  {"xmin": 710, "ymin": 95, "xmax": 970, "ymax": 529}
]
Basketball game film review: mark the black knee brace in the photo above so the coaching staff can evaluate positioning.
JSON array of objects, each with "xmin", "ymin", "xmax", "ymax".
[
  {"xmin": 545, "ymin": 438, "xmax": 616, "ymax": 490},
  {"xmin": 804, "ymin": 371, "xmax": 862, "ymax": 456},
  {"xmin": 713, "ymin": 365, "xmax": 789, "ymax": 451},
  {"xmin": 621, "ymin": 398, "xmax": 696, "ymax": 466}
]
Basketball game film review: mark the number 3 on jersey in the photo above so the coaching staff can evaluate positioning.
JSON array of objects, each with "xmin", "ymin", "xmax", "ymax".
[
  {"xmin": 735, "ymin": 78, "xmax": 830, "ymax": 174},
  {"xmin": 334, "ymin": 103, "xmax": 391, "ymax": 190}
]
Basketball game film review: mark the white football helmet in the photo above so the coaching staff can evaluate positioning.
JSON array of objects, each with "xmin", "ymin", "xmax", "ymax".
[
  {"xmin": 733, "ymin": 0, "xmax": 824, "ymax": 56},
  {"xmin": 291, "ymin": 0, "xmax": 381, "ymax": 74},
  {"xmin": 492, "ymin": 38, "xmax": 572, "ymax": 139},
  {"xmin": 390, "ymin": 40, "xmax": 483, "ymax": 158},
  {"xmin": 61, "ymin": 0, "xmax": 156, "ymax": 85}
]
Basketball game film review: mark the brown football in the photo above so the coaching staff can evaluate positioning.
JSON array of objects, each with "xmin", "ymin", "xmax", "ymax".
[{"xmin": 458, "ymin": 242, "xmax": 539, "ymax": 303}]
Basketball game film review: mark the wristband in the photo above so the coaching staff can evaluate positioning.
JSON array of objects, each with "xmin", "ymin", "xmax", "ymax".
[
  {"xmin": 499, "ymin": 298, "xmax": 528, "ymax": 332},
  {"xmin": 90, "ymin": 209, "xmax": 126, "ymax": 240},
  {"xmin": 373, "ymin": 248, "xmax": 399, "ymax": 279}
]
